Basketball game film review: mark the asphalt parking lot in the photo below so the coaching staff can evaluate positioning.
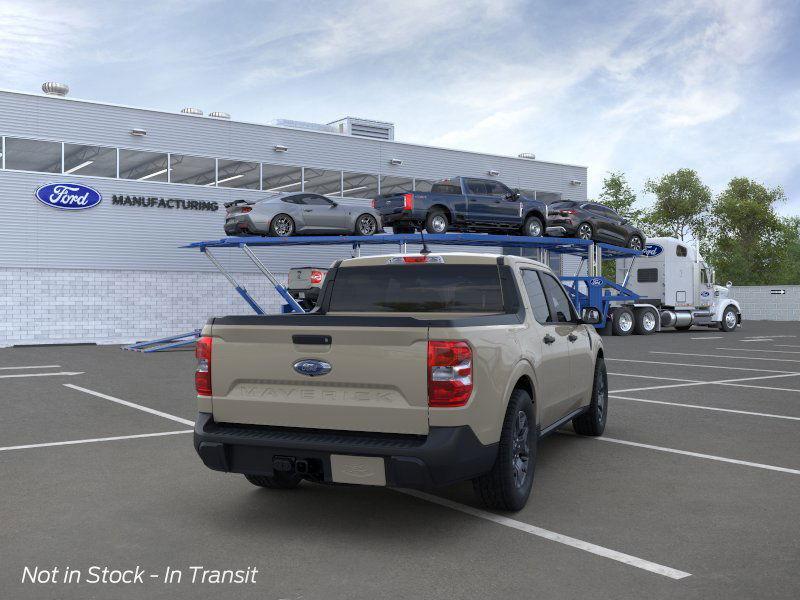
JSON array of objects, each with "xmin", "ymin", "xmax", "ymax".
[{"xmin": 1, "ymin": 321, "xmax": 799, "ymax": 600}]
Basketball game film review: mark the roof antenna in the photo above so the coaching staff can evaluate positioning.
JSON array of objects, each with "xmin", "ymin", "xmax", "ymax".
[{"xmin": 419, "ymin": 231, "xmax": 431, "ymax": 255}]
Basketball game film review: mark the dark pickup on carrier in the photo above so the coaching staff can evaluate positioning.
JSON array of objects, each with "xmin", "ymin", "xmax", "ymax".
[{"xmin": 372, "ymin": 176, "xmax": 551, "ymax": 237}]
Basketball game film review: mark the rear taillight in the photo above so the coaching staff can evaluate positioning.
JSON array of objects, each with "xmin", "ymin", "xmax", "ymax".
[
  {"xmin": 371, "ymin": 198, "xmax": 377, "ymax": 208},
  {"xmin": 560, "ymin": 209, "xmax": 576, "ymax": 215},
  {"xmin": 195, "ymin": 336, "xmax": 213, "ymax": 396},
  {"xmin": 402, "ymin": 193, "xmax": 414, "ymax": 211},
  {"xmin": 310, "ymin": 270, "xmax": 324, "ymax": 284},
  {"xmin": 240, "ymin": 207, "xmax": 252, "ymax": 213},
  {"xmin": 428, "ymin": 341, "xmax": 473, "ymax": 407}
]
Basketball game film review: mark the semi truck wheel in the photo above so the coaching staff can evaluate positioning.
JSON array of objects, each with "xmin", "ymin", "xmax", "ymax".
[
  {"xmin": 611, "ymin": 307, "xmax": 634, "ymax": 336},
  {"xmin": 572, "ymin": 357, "xmax": 608, "ymax": 436},
  {"xmin": 472, "ymin": 388, "xmax": 536, "ymax": 511},
  {"xmin": 633, "ymin": 308, "xmax": 657, "ymax": 335},
  {"xmin": 719, "ymin": 306, "xmax": 739, "ymax": 332}
]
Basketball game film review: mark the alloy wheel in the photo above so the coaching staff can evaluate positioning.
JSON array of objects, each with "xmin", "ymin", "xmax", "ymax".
[
  {"xmin": 273, "ymin": 216, "xmax": 293, "ymax": 236},
  {"xmin": 577, "ymin": 224, "xmax": 592, "ymax": 239},
  {"xmin": 629, "ymin": 236, "xmax": 643, "ymax": 250},
  {"xmin": 725, "ymin": 310, "xmax": 737, "ymax": 329},
  {"xmin": 526, "ymin": 220, "xmax": 542, "ymax": 237},
  {"xmin": 431, "ymin": 215, "xmax": 447, "ymax": 233},
  {"xmin": 358, "ymin": 215, "xmax": 376, "ymax": 235},
  {"xmin": 618, "ymin": 311, "xmax": 633, "ymax": 332},
  {"xmin": 511, "ymin": 410, "xmax": 530, "ymax": 488}
]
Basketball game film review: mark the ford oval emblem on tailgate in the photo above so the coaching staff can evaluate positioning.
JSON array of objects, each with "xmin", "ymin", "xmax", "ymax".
[{"xmin": 293, "ymin": 359, "xmax": 332, "ymax": 377}]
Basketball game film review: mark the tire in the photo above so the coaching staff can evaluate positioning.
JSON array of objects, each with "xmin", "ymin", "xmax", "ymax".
[
  {"xmin": 611, "ymin": 307, "xmax": 634, "ymax": 336},
  {"xmin": 627, "ymin": 235, "xmax": 644, "ymax": 251},
  {"xmin": 572, "ymin": 357, "xmax": 608, "ymax": 436},
  {"xmin": 521, "ymin": 215, "xmax": 544, "ymax": 237},
  {"xmin": 633, "ymin": 308, "xmax": 657, "ymax": 335},
  {"xmin": 269, "ymin": 214, "xmax": 295, "ymax": 237},
  {"xmin": 472, "ymin": 388, "xmax": 536, "ymax": 511},
  {"xmin": 354, "ymin": 213, "xmax": 378, "ymax": 236},
  {"xmin": 244, "ymin": 473, "xmax": 302, "ymax": 489},
  {"xmin": 576, "ymin": 222, "xmax": 593, "ymax": 240},
  {"xmin": 425, "ymin": 209, "xmax": 449, "ymax": 234},
  {"xmin": 719, "ymin": 306, "xmax": 738, "ymax": 332}
]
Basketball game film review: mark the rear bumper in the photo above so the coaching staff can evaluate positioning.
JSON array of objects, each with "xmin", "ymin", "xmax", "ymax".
[
  {"xmin": 194, "ymin": 412, "xmax": 497, "ymax": 489},
  {"xmin": 378, "ymin": 208, "xmax": 423, "ymax": 225}
]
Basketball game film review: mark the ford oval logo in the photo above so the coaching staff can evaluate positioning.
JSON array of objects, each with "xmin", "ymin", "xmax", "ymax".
[
  {"xmin": 642, "ymin": 244, "xmax": 663, "ymax": 257},
  {"xmin": 588, "ymin": 277, "xmax": 603, "ymax": 287},
  {"xmin": 293, "ymin": 359, "xmax": 332, "ymax": 377},
  {"xmin": 35, "ymin": 183, "xmax": 102, "ymax": 210}
]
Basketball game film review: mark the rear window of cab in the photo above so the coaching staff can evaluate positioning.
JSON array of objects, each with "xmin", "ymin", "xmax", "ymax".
[{"xmin": 327, "ymin": 264, "xmax": 504, "ymax": 312}]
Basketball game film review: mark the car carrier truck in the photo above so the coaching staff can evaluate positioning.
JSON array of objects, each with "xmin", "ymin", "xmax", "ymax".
[{"xmin": 606, "ymin": 236, "xmax": 742, "ymax": 335}]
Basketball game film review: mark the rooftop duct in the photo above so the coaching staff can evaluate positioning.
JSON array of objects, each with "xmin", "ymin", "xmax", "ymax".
[
  {"xmin": 209, "ymin": 111, "xmax": 230, "ymax": 119},
  {"xmin": 180, "ymin": 107, "xmax": 203, "ymax": 116},
  {"xmin": 329, "ymin": 117, "xmax": 394, "ymax": 141},
  {"xmin": 42, "ymin": 82, "xmax": 69, "ymax": 97},
  {"xmin": 518, "ymin": 152, "xmax": 536, "ymax": 160}
]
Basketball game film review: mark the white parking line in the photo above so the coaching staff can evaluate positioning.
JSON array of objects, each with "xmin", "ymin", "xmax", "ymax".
[
  {"xmin": 650, "ymin": 351, "xmax": 800, "ymax": 363},
  {"xmin": 0, "ymin": 371, "xmax": 84, "ymax": 379},
  {"xmin": 716, "ymin": 348, "xmax": 800, "ymax": 354},
  {"xmin": 0, "ymin": 430, "xmax": 192, "ymax": 453},
  {"xmin": 401, "ymin": 490, "xmax": 691, "ymax": 580},
  {"xmin": 607, "ymin": 358, "xmax": 797, "ymax": 374},
  {"xmin": 595, "ymin": 437, "xmax": 800, "ymax": 476},
  {"xmin": 690, "ymin": 336, "xmax": 723, "ymax": 340},
  {"xmin": 610, "ymin": 395, "xmax": 800, "ymax": 421},
  {"xmin": 0, "ymin": 365, "xmax": 61, "ymax": 370},
  {"xmin": 64, "ymin": 384, "xmax": 194, "ymax": 426},
  {"xmin": 608, "ymin": 373, "xmax": 701, "ymax": 383},
  {"xmin": 611, "ymin": 372, "xmax": 800, "ymax": 394}
]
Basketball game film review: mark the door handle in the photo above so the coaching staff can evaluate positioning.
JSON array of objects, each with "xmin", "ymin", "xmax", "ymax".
[
  {"xmin": 543, "ymin": 334, "xmax": 555, "ymax": 345},
  {"xmin": 568, "ymin": 333, "xmax": 578, "ymax": 342}
]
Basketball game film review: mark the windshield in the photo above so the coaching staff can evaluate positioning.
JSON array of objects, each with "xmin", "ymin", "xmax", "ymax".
[{"xmin": 327, "ymin": 264, "xmax": 504, "ymax": 312}]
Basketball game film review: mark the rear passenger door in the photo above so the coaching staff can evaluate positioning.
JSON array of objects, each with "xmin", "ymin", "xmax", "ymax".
[
  {"xmin": 538, "ymin": 272, "xmax": 594, "ymax": 409},
  {"xmin": 518, "ymin": 269, "xmax": 574, "ymax": 428},
  {"xmin": 464, "ymin": 179, "xmax": 497, "ymax": 226}
]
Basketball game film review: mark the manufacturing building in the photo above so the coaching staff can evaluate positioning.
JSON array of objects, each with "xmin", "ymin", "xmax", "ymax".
[{"xmin": 0, "ymin": 85, "xmax": 588, "ymax": 346}]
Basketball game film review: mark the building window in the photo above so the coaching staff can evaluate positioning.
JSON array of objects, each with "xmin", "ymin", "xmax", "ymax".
[
  {"xmin": 414, "ymin": 178, "xmax": 436, "ymax": 192},
  {"xmin": 341, "ymin": 172, "xmax": 378, "ymax": 199},
  {"xmin": 63, "ymin": 144, "xmax": 117, "ymax": 177},
  {"xmin": 4, "ymin": 137, "xmax": 61, "ymax": 173},
  {"xmin": 262, "ymin": 163, "xmax": 302, "ymax": 193},
  {"xmin": 170, "ymin": 154, "xmax": 216, "ymax": 186},
  {"xmin": 304, "ymin": 168, "xmax": 342, "ymax": 196},
  {"xmin": 217, "ymin": 159, "xmax": 260, "ymax": 189},
  {"xmin": 379, "ymin": 175, "xmax": 413, "ymax": 195},
  {"xmin": 119, "ymin": 149, "xmax": 169, "ymax": 182}
]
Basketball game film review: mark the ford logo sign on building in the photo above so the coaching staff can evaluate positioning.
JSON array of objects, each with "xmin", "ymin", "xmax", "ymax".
[
  {"xmin": 35, "ymin": 183, "xmax": 102, "ymax": 210},
  {"xmin": 641, "ymin": 244, "xmax": 664, "ymax": 257},
  {"xmin": 293, "ymin": 359, "xmax": 332, "ymax": 377}
]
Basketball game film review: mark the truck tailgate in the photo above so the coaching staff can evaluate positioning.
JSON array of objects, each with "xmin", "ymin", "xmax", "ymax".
[{"xmin": 210, "ymin": 322, "xmax": 429, "ymax": 434}]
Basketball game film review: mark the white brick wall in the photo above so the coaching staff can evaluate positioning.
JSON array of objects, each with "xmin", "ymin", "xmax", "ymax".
[
  {"xmin": 729, "ymin": 285, "xmax": 800, "ymax": 322},
  {"xmin": 0, "ymin": 268, "xmax": 288, "ymax": 347}
]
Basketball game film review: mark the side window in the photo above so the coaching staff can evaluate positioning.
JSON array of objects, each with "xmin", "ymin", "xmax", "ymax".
[
  {"xmin": 485, "ymin": 181, "xmax": 512, "ymax": 197},
  {"xmin": 676, "ymin": 245, "xmax": 688, "ymax": 257},
  {"xmin": 304, "ymin": 195, "xmax": 335, "ymax": 206},
  {"xmin": 521, "ymin": 270, "xmax": 550, "ymax": 325},
  {"xmin": 539, "ymin": 272, "xmax": 576, "ymax": 323},
  {"xmin": 282, "ymin": 195, "xmax": 304, "ymax": 204},
  {"xmin": 465, "ymin": 179, "xmax": 488, "ymax": 195}
]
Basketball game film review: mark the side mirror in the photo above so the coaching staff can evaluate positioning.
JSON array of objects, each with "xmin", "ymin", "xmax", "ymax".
[
  {"xmin": 329, "ymin": 202, "xmax": 338, "ymax": 208},
  {"xmin": 580, "ymin": 307, "xmax": 602, "ymax": 325},
  {"xmin": 726, "ymin": 281, "xmax": 732, "ymax": 288}
]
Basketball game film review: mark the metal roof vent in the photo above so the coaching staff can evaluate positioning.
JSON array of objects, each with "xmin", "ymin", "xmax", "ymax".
[
  {"xmin": 42, "ymin": 82, "xmax": 69, "ymax": 96},
  {"xmin": 518, "ymin": 152, "xmax": 536, "ymax": 160},
  {"xmin": 328, "ymin": 117, "xmax": 395, "ymax": 141},
  {"xmin": 209, "ymin": 111, "xmax": 230, "ymax": 119},
  {"xmin": 180, "ymin": 107, "xmax": 204, "ymax": 116}
]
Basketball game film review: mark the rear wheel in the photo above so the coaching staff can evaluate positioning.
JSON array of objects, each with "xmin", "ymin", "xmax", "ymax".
[
  {"xmin": 354, "ymin": 213, "xmax": 378, "ymax": 236},
  {"xmin": 269, "ymin": 214, "xmax": 295, "ymax": 237},
  {"xmin": 612, "ymin": 307, "xmax": 634, "ymax": 336},
  {"xmin": 521, "ymin": 215, "xmax": 544, "ymax": 237},
  {"xmin": 634, "ymin": 308, "xmax": 657, "ymax": 335},
  {"xmin": 245, "ymin": 473, "xmax": 302, "ymax": 489},
  {"xmin": 572, "ymin": 357, "xmax": 608, "ymax": 436},
  {"xmin": 472, "ymin": 388, "xmax": 536, "ymax": 511},
  {"xmin": 425, "ymin": 209, "xmax": 449, "ymax": 234},
  {"xmin": 719, "ymin": 306, "xmax": 738, "ymax": 331},
  {"xmin": 576, "ymin": 222, "xmax": 593, "ymax": 240},
  {"xmin": 627, "ymin": 235, "xmax": 644, "ymax": 251}
]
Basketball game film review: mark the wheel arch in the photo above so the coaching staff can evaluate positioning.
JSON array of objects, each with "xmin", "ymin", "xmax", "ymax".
[
  {"xmin": 428, "ymin": 203, "xmax": 453, "ymax": 222},
  {"xmin": 524, "ymin": 209, "xmax": 546, "ymax": 225},
  {"xmin": 503, "ymin": 361, "xmax": 541, "ymax": 429}
]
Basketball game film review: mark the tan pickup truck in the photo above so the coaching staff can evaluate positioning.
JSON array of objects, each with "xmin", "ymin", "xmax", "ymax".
[{"xmin": 194, "ymin": 252, "xmax": 607, "ymax": 510}]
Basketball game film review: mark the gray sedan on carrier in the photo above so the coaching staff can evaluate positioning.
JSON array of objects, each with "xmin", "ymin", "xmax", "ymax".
[{"xmin": 224, "ymin": 192, "xmax": 383, "ymax": 237}]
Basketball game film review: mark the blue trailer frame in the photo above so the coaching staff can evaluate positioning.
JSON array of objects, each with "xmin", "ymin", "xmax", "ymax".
[{"xmin": 126, "ymin": 233, "xmax": 641, "ymax": 351}]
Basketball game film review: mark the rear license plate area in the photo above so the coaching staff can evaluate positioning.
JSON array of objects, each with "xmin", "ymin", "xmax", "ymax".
[{"xmin": 330, "ymin": 455, "xmax": 386, "ymax": 486}]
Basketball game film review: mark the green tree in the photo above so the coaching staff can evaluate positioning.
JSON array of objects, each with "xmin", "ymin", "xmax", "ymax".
[
  {"xmin": 598, "ymin": 171, "xmax": 644, "ymax": 228},
  {"xmin": 642, "ymin": 169, "xmax": 711, "ymax": 241},
  {"xmin": 705, "ymin": 177, "xmax": 791, "ymax": 285}
]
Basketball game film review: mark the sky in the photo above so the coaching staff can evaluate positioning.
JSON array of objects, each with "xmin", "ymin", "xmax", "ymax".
[{"xmin": 1, "ymin": 0, "xmax": 799, "ymax": 214}]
